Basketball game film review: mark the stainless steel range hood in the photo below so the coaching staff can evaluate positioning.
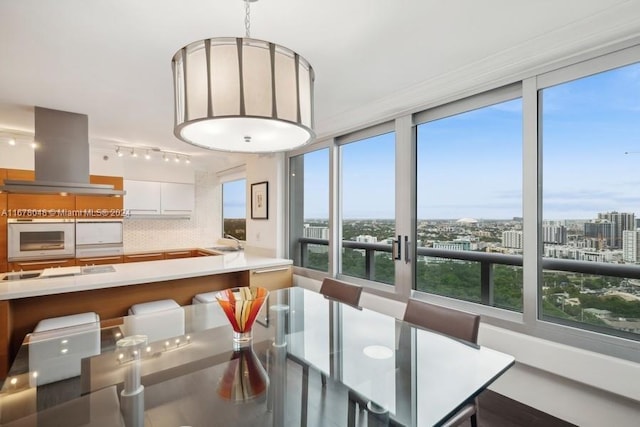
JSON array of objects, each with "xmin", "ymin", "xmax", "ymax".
[{"xmin": 0, "ymin": 107, "xmax": 124, "ymax": 196}]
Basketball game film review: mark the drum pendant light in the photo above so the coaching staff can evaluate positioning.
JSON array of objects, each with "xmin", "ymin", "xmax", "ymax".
[{"xmin": 172, "ymin": 0, "xmax": 315, "ymax": 153}]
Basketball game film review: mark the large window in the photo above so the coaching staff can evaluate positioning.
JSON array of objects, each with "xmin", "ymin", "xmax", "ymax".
[
  {"xmin": 289, "ymin": 148, "xmax": 330, "ymax": 271},
  {"xmin": 416, "ymin": 97, "xmax": 523, "ymax": 311},
  {"xmin": 541, "ymin": 61, "xmax": 640, "ymax": 338},
  {"xmin": 340, "ymin": 131, "xmax": 396, "ymax": 285},
  {"xmin": 222, "ymin": 179, "xmax": 246, "ymax": 241},
  {"xmin": 288, "ymin": 45, "xmax": 640, "ymax": 360}
]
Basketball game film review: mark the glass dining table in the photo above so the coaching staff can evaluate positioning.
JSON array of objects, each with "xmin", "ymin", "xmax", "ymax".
[{"xmin": 0, "ymin": 287, "xmax": 514, "ymax": 427}]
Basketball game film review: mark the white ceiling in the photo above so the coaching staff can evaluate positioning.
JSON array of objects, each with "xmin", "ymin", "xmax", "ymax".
[{"xmin": 1, "ymin": 0, "xmax": 639, "ymax": 168}]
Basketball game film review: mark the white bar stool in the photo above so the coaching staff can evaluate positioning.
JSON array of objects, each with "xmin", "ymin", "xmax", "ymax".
[
  {"xmin": 189, "ymin": 291, "xmax": 229, "ymax": 331},
  {"xmin": 192, "ymin": 291, "xmax": 217, "ymax": 304},
  {"xmin": 125, "ymin": 299, "xmax": 185, "ymax": 343},
  {"xmin": 29, "ymin": 312, "xmax": 101, "ymax": 386}
]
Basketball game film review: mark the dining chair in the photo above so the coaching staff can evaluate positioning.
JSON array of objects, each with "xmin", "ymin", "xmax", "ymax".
[
  {"xmin": 319, "ymin": 277, "xmax": 363, "ymax": 307},
  {"xmin": 403, "ymin": 298, "xmax": 481, "ymax": 427},
  {"xmin": 403, "ymin": 298, "xmax": 480, "ymax": 344}
]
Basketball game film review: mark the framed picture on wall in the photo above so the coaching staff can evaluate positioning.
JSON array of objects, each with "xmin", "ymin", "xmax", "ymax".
[{"xmin": 251, "ymin": 181, "xmax": 269, "ymax": 219}]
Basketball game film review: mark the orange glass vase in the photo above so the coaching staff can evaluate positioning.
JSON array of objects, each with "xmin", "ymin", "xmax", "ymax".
[{"xmin": 215, "ymin": 287, "xmax": 269, "ymax": 347}]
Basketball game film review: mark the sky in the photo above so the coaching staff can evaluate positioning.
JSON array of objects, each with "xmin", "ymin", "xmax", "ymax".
[
  {"xmin": 222, "ymin": 178, "xmax": 246, "ymax": 218},
  {"xmin": 299, "ymin": 61, "xmax": 640, "ymax": 221}
]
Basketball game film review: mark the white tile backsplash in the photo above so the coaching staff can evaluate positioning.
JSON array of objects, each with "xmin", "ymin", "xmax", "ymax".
[{"xmin": 123, "ymin": 171, "xmax": 221, "ymax": 252}]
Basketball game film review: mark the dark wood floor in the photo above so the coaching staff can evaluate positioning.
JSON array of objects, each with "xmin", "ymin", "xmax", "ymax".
[{"xmin": 461, "ymin": 389, "xmax": 576, "ymax": 427}]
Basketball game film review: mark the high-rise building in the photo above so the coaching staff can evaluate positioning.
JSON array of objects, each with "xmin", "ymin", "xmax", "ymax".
[
  {"xmin": 623, "ymin": 230, "xmax": 640, "ymax": 263},
  {"xmin": 542, "ymin": 225, "xmax": 567, "ymax": 244},
  {"xmin": 597, "ymin": 211, "xmax": 635, "ymax": 249},
  {"xmin": 433, "ymin": 241, "xmax": 471, "ymax": 251},
  {"xmin": 303, "ymin": 224, "xmax": 329, "ymax": 240},
  {"xmin": 502, "ymin": 230, "xmax": 523, "ymax": 249},
  {"xmin": 584, "ymin": 220, "xmax": 615, "ymax": 249}
]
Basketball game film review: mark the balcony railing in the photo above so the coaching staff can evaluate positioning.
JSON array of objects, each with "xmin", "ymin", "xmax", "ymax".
[
  {"xmin": 299, "ymin": 237, "xmax": 640, "ymax": 340},
  {"xmin": 299, "ymin": 237, "xmax": 640, "ymax": 301}
]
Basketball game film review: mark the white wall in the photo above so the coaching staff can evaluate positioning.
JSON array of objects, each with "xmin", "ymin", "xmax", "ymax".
[
  {"xmin": 0, "ymin": 144, "xmax": 34, "ymax": 170},
  {"xmin": 0, "ymin": 146, "xmax": 196, "ymax": 184},
  {"xmin": 293, "ymin": 275, "xmax": 640, "ymax": 427},
  {"xmin": 90, "ymin": 148, "xmax": 194, "ymax": 183},
  {"xmin": 89, "ymin": 148, "xmax": 124, "ymax": 177},
  {"xmin": 244, "ymin": 153, "xmax": 286, "ymax": 257}
]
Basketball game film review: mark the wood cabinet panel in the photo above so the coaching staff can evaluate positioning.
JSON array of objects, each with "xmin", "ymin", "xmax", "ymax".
[
  {"xmin": 249, "ymin": 265, "xmax": 292, "ymax": 291},
  {"xmin": 89, "ymin": 175, "xmax": 123, "ymax": 190},
  {"xmin": 8, "ymin": 259, "xmax": 76, "ymax": 271},
  {"xmin": 0, "ymin": 194, "xmax": 6, "ymax": 271},
  {"xmin": 5, "ymin": 169, "xmax": 35, "ymax": 182},
  {"xmin": 0, "ymin": 301, "xmax": 11, "ymax": 378},
  {"xmin": 76, "ymin": 175, "xmax": 124, "ymax": 217},
  {"xmin": 7, "ymin": 194, "xmax": 75, "ymax": 215},
  {"xmin": 193, "ymin": 250, "xmax": 217, "ymax": 257},
  {"xmin": 123, "ymin": 253, "xmax": 165, "ymax": 263},
  {"xmin": 0, "ymin": 169, "xmax": 7, "ymax": 184},
  {"xmin": 76, "ymin": 256, "xmax": 124, "ymax": 266},
  {"xmin": 0, "ymin": 263, "xmax": 7, "ymax": 274},
  {"xmin": 165, "ymin": 250, "xmax": 193, "ymax": 259}
]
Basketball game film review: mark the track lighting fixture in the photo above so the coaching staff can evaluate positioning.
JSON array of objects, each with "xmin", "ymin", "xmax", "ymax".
[{"xmin": 113, "ymin": 145, "xmax": 191, "ymax": 165}]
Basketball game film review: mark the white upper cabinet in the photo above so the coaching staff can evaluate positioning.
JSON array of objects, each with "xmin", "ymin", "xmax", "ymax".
[
  {"xmin": 124, "ymin": 180, "xmax": 161, "ymax": 215},
  {"xmin": 124, "ymin": 180, "xmax": 194, "ymax": 218},
  {"xmin": 160, "ymin": 182, "xmax": 195, "ymax": 216}
]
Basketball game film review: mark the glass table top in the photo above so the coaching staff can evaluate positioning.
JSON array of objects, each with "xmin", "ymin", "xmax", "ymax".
[{"xmin": 0, "ymin": 287, "xmax": 514, "ymax": 427}]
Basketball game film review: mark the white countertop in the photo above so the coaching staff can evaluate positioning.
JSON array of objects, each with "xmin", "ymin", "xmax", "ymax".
[{"xmin": 0, "ymin": 252, "xmax": 292, "ymax": 300}]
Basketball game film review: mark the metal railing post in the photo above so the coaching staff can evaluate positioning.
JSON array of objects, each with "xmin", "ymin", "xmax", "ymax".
[
  {"xmin": 365, "ymin": 248, "xmax": 375, "ymax": 281},
  {"xmin": 480, "ymin": 261, "xmax": 494, "ymax": 306},
  {"xmin": 301, "ymin": 241, "xmax": 309, "ymax": 268}
]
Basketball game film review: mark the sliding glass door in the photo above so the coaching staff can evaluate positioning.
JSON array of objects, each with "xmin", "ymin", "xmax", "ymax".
[
  {"xmin": 414, "ymin": 88, "xmax": 524, "ymax": 311},
  {"xmin": 339, "ymin": 128, "xmax": 397, "ymax": 286}
]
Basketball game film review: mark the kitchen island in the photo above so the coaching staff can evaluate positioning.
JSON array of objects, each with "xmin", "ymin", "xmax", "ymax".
[{"xmin": 0, "ymin": 251, "xmax": 292, "ymax": 378}]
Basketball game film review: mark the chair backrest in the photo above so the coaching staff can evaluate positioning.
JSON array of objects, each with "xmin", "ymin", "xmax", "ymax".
[
  {"xmin": 319, "ymin": 278, "xmax": 363, "ymax": 307},
  {"xmin": 403, "ymin": 298, "xmax": 480, "ymax": 344}
]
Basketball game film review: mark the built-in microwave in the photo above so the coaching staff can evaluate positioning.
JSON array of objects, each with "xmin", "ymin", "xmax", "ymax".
[{"xmin": 7, "ymin": 218, "xmax": 76, "ymax": 261}]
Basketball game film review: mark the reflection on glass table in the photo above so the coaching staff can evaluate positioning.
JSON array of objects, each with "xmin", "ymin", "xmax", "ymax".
[{"xmin": 0, "ymin": 287, "xmax": 514, "ymax": 427}]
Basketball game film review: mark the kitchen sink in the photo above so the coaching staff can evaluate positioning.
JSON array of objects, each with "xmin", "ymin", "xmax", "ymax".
[{"xmin": 207, "ymin": 246, "xmax": 242, "ymax": 253}]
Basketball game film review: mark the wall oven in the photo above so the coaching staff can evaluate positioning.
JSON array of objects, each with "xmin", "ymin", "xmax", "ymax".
[{"xmin": 8, "ymin": 219, "xmax": 76, "ymax": 261}]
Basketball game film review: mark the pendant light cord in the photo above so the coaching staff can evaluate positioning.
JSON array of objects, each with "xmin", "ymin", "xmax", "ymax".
[{"xmin": 245, "ymin": 0, "xmax": 251, "ymax": 38}]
